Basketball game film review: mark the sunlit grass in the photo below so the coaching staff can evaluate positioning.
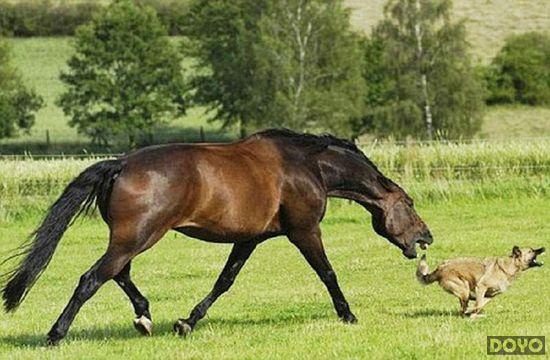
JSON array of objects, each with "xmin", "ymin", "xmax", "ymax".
[{"xmin": 0, "ymin": 197, "xmax": 548, "ymax": 358}]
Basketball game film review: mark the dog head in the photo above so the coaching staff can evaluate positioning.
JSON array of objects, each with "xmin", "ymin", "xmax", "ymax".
[{"xmin": 511, "ymin": 246, "xmax": 545, "ymax": 270}]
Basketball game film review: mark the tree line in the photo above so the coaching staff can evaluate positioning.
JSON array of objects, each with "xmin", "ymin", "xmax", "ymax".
[{"xmin": 0, "ymin": 0, "xmax": 549, "ymax": 147}]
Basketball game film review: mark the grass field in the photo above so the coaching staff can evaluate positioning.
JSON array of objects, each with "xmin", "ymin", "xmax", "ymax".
[{"xmin": 0, "ymin": 197, "xmax": 548, "ymax": 359}]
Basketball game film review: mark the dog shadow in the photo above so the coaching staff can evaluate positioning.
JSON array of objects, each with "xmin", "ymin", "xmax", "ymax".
[
  {"xmin": 1, "ymin": 309, "xmax": 329, "ymax": 348},
  {"xmin": 398, "ymin": 308, "xmax": 462, "ymax": 318}
]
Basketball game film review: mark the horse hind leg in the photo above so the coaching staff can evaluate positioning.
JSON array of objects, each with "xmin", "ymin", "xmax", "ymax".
[
  {"xmin": 46, "ymin": 245, "xmax": 132, "ymax": 345},
  {"xmin": 47, "ymin": 224, "xmax": 168, "ymax": 345},
  {"xmin": 114, "ymin": 261, "xmax": 152, "ymax": 336}
]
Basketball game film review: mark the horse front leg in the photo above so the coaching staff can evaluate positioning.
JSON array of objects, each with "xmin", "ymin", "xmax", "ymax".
[
  {"xmin": 174, "ymin": 241, "xmax": 257, "ymax": 337},
  {"xmin": 288, "ymin": 226, "xmax": 357, "ymax": 323}
]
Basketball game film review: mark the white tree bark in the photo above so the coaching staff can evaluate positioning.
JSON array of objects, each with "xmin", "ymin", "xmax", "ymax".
[
  {"xmin": 414, "ymin": 0, "xmax": 433, "ymax": 140},
  {"xmin": 286, "ymin": 0, "xmax": 312, "ymax": 127}
]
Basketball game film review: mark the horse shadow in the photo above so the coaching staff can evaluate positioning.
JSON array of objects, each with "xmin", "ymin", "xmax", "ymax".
[{"xmin": 1, "ymin": 308, "xmax": 330, "ymax": 348}]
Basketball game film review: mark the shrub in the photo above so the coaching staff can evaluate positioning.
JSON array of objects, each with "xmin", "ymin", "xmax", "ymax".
[
  {"xmin": 0, "ymin": 0, "xmax": 190, "ymax": 37},
  {"xmin": 486, "ymin": 32, "xmax": 550, "ymax": 106},
  {"xmin": 0, "ymin": 39, "xmax": 43, "ymax": 139}
]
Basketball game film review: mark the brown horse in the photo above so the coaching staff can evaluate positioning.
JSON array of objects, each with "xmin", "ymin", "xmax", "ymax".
[{"xmin": 1, "ymin": 129, "xmax": 432, "ymax": 345}]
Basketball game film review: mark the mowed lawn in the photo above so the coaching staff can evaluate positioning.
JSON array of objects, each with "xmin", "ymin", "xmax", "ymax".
[{"xmin": 0, "ymin": 197, "xmax": 548, "ymax": 359}]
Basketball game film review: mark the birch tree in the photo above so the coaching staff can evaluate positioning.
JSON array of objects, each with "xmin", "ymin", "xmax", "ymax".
[
  {"xmin": 184, "ymin": 0, "xmax": 365, "ymax": 137},
  {"xmin": 357, "ymin": 0, "xmax": 485, "ymax": 140}
]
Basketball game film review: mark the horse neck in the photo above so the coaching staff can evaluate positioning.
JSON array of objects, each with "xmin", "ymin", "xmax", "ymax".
[{"xmin": 318, "ymin": 151, "xmax": 389, "ymax": 210}]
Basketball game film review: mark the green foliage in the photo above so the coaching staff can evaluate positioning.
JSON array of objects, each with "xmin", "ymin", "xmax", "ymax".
[
  {"xmin": 486, "ymin": 32, "xmax": 550, "ymax": 106},
  {"xmin": 57, "ymin": 0, "xmax": 186, "ymax": 146},
  {"xmin": 0, "ymin": 39, "xmax": 42, "ymax": 139},
  {"xmin": 0, "ymin": 0, "xmax": 102, "ymax": 37},
  {"xmin": 356, "ymin": 0, "xmax": 485, "ymax": 139},
  {"xmin": 184, "ymin": 0, "xmax": 365, "ymax": 137},
  {"xmin": 0, "ymin": 0, "xmax": 191, "ymax": 37}
]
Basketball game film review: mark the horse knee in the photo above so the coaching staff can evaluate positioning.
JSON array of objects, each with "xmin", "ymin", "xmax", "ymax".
[{"xmin": 320, "ymin": 270, "xmax": 337, "ymax": 284}]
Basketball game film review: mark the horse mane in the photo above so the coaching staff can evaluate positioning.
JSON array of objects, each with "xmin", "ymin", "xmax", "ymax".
[{"xmin": 255, "ymin": 128, "xmax": 382, "ymax": 172}]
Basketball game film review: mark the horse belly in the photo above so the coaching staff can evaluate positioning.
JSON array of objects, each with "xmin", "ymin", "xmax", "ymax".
[{"xmin": 175, "ymin": 186, "xmax": 281, "ymax": 242}]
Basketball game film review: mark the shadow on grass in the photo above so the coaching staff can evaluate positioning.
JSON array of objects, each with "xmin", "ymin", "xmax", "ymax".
[
  {"xmin": 399, "ymin": 308, "xmax": 462, "ymax": 318},
  {"xmin": 0, "ymin": 307, "xmax": 329, "ymax": 348}
]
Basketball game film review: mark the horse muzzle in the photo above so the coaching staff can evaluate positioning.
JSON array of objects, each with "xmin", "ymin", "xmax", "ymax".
[{"xmin": 403, "ymin": 230, "xmax": 433, "ymax": 259}]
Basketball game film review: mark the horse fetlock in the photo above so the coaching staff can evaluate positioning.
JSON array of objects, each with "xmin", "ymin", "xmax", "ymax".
[
  {"xmin": 46, "ymin": 328, "xmax": 64, "ymax": 346},
  {"xmin": 133, "ymin": 315, "xmax": 153, "ymax": 336},
  {"xmin": 173, "ymin": 319, "xmax": 193, "ymax": 338}
]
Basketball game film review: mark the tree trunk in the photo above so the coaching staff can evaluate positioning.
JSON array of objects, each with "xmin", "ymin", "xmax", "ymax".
[
  {"xmin": 414, "ymin": 0, "xmax": 433, "ymax": 140},
  {"xmin": 287, "ymin": 0, "xmax": 311, "ymax": 128}
]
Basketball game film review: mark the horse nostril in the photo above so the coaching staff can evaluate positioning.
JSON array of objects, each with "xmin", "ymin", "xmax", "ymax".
[{"xmin": 423, "ymin": 230, "xmax": 433, "ymax": 243}]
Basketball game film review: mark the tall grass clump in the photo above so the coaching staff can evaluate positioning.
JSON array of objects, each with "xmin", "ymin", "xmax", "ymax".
[
  {"xmin": 0, "ymin": 139, "xmax": 548, "ymax": 220},
  {"xmin": 362, "ymin": 138, "xmax": 550, "ymax": 181}
]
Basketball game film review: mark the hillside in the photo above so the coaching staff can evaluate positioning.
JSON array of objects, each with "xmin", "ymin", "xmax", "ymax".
[{"xmin": 345, "ymin": 0, "xmax": 550, "ymax": 63}]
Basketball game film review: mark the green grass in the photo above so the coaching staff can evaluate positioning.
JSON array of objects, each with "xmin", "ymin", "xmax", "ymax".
[
  {"xmin": 0, "ymin": 139, "xmax": 548, "ymax": 222},
  {"xmin": 481, "ymin": 105, "xmax": 550, "ymax": 139},
  {"xmin": 0, "ymin": 197, "xmax": 548, "ymax": 358}
]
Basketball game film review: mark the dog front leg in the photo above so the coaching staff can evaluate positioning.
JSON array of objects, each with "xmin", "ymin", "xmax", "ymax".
[{"xmin": 469, "ymin": 286, "xmax": 490, "ymax": 318}]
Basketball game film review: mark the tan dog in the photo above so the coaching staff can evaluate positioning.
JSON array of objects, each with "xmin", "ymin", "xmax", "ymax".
[{"xmin": 417, "ymin": 246, "xmax": 545, "ymax": 318}]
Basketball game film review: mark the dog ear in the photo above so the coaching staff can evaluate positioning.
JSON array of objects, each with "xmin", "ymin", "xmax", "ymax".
[{"xmin": 512, "ymin": 246, "xmax": 521, "ymax": 258}]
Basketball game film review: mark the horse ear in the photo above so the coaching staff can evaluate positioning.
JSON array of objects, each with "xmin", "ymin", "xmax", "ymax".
[{"xmin": 512, "ymin": 246, "xmax": 521, "ymax": 258}]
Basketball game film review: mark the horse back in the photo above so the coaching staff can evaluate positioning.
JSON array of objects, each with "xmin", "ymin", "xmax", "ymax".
[{"xmin": 108, "ymin": 140, "xmax": 285, "ymax": 242}]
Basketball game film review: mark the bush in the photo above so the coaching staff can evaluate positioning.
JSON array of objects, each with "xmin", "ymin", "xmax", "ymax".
[
  {"xmin": 486, "ymin": 32, "xmax": 550, "ymax": 106},
  {"xmin": 0, "ymin": 0, "xmax": 102, "ymax": 37},
  {"xmin": 0, "ymin": 0, "xmax": 190, "ymax": 37},
  {"xmin": 0, "ymin": 39, "xmax": 43, "ymax": 139}
]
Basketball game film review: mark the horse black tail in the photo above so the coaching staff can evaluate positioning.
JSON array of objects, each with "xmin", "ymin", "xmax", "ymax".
[{"xmin": 0, "ymin": 159, "xmax": 124, "ymax": 312}]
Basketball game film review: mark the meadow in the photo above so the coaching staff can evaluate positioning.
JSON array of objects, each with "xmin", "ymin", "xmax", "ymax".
[
  {"xmin": 0, "ymin": 139, "xmax": 548, "ymax": 358},
  {"xmin": 0, "ymin": 195, "xmax": 548, "ymax": 359},
  {"xmin": 0, "ymin": 2, "xmax": 549, "ymax": 357},
  {"xmin": 345, "ymin": 0, "xmax": 550, "ymax": 63}
]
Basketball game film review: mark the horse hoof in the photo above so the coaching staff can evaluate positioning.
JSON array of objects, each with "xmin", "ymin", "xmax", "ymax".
[
  {"xmin": 341, "ymin": 313, "xmax": 358, "ymax": 324},
  {"xmin": 173, "ymin": 319, "xmax": 193, "ymax": 337},
  {"xmin": 46, "ymin": 332, "xmax": 62, "ymax": 346},
  {"xmin": 133, "ymin": 315, "xmax": 153, "ymax": 336}
]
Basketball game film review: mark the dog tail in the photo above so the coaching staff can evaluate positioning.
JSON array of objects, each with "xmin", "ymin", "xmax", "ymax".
[{"xmin": 416, "ymin": 254, "xmax": 438, "ymax": 285}]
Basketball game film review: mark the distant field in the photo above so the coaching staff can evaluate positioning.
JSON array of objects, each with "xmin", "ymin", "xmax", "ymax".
[
  {"xmin": 1, "ymin": 27, "xmax": 550, "ymax": 151},
  {"xmin": 345, "ymin": 0, "xmax": 550, "ymax": 63}
]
